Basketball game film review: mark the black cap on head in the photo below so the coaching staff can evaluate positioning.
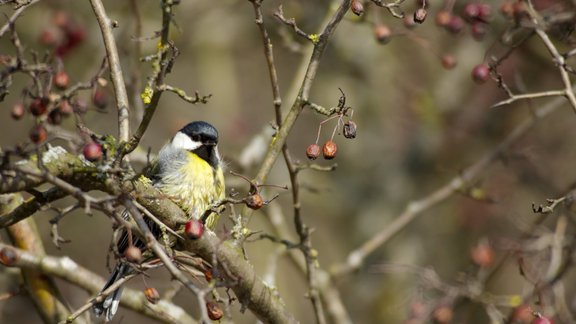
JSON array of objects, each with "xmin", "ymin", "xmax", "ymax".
[{"xmin": 180, "ymin": 121, "xmax": 218, "ymax": 145}]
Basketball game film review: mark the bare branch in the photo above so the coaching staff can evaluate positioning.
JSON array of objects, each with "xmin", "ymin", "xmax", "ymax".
[{"xmin": 88, "ymin": 0, "xmax": 130, "ymax": 143}]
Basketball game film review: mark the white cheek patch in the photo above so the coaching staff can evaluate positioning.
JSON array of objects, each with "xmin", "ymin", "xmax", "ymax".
[{"xmin": 171, "ymin": 132, "xmax": 202, "ymax": 151}]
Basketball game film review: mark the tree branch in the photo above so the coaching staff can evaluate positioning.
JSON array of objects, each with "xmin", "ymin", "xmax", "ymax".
[{"xmin": 89, "ymin": 0, "xmax": 130, "ymax": 144}]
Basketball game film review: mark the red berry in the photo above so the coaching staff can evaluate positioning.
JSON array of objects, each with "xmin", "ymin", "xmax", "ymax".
[
  {"xmin": 512, "ymin": 2, "xmax": 527, "ymax": 19},
  {"xmin": 374, "ymin": 25, "xmax": 392, "ymax": 44},
  {"xmin": 0, "ymin": 247, "xmax": 18, "ymax": 266},
  {"xmin": 52, "ymin": 11, "xmax": 70, "ymax": 28},
  {"xmin": 306, "ymin": 144, "xmax": 321, "ymax": 160},
  {"xmin": 11, "ymin": 103, "xmax": 25, "ymax": 120},
  {"xmin": 471, "ymin": 22, "xmax": 488, "ymax": 40},
  {"xmin": 246, "ymin": 193, "xmax": 264, "ymax": 210},
  {"xmin": 53, "ymin": 71, "xmax": 69, "ymax": 89},
  {"xmin": 463, "ymin": 3, "xmax": 480, "ymax": 20},
  {"xmin": 433, "ymin": 306, "xmax": 454, "ymax": 323},
  {"xmin": 92, "ymin": 90, "xmax": 108, "ymax": 110},
  {"xmin": 58, "ymin": 100, "xmax": 74, "ymax": 116},
  {"xmin": 471, "ymin": 241, "xmax": 494, "ymax": 267},
  {"xmin": 29, "ymin": 98, "xmax": 48, "ymax": 116},
  {"xmin": 441, "ymin": 54, "xmax": 457, "ymax": 69},
  {"xmin": 83, "ymin": 141, "xmax": 103, "ymax": 161},
  {"xmin": 204, "ymin": 269, "xmax": 213, "ymax": 282},
  {"xmin": 435, "ymin": 10, "xmax": 452, "ymax": 27},
  {"xmin": 446, "ymin": 15, "xmax": 464, "ymax": 34},
  {"xmin": 322, "ymin": 140, "xmax": 337, "ymax": 160},
  {"xmin": 351, "ymin": 0, "xmax": 364, "ymax": 16},
  {"xmin": 124, "ymin": 246, "xmax": 142, "ymax": 264},
  {"xmin": 185, "ymin": 219, "xmax": 205, "ymax": 240},
  {"xmin": 39, "ymin": 28, "xmax": 58, "ymax": 47},
  {"xmin": 206, "ymin": 301, "xmax": 223, "ymax": 321},
  {"xmin": 29, "ymin": 125, "xmax": 47, "ymax": 144},
  {"xmin": 513, "ymin": 305, "xmax": 533, "ymax": 322},
  {"xmin": 144, "ymin": 287, "xmax": 160, "ymax": 304},
  {"xmin": 413, "ymin": 8, "xmax": 427, "ymax": 24},
  {"xmin": 471, "ymin": 63, "xmax": 490, "ymax": 84},
  {"xmin": 72, "ymin": 98, "xmax": 88, "ymax": 114},
  {"xmin": 65, "ymin": 26, "xmax": 86, "ymax": 45},
  {"xmin": 532, "ymin": 316, "xmax": 552, "ymax": 324},
  {"xmin": 500, "ymin": 2, "xmax": 514, "ymax": 18},
  {"xmin": 478, "ymin": 4, "xmax": 492, "ymax": 19},
  {"xmin": 403, "ymin": 14, "xmax": 417, "ymax": 29}
]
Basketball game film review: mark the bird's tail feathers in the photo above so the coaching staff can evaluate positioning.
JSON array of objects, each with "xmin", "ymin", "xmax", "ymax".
[{"xmin": 93, "ymin": 263, "xmax": 127, "ymax": 322}]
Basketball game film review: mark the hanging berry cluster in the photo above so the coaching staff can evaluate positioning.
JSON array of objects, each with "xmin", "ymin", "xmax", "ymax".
[{"xmin": 306, "ymin": 89, "xmax": 356, "ymax": 161}]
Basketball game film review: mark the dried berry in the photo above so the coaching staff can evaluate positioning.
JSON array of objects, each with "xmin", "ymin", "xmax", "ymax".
[
  {"xmin": 11, "ymin": 103, "xmax": 25, "ymax": 120},
  {"xmin": 29, "ymin": 98, "xmax": 48, "ymax": 116},
  {"xmin": 351, "ymin": 0, "xmax": 364, "ymax": 16},
  {"xmin": 435, "ymin": 10, "xmax": 451, "ymax": 27},
  {"xmin": 144, "ymin": 287, "xmax": 160, "ymax": 304},
  {"xmin": 373, "ymin": 25, "xmax": 392, "ymax": 44},
  {"xmin": 413, "ymin": 8, "xmax": 427, "ymax": 24},
  {"xmin": 83, "ymin": 141, "xmax": 103, "ymax": 162},
  {"xmin": 48, "ymin": 109, "xmax": 62, "ymax": 125},
  {"xmin": 441, "ymin": 54, "xmax": 457, "ymax": 69},
  {"xmin": 246, "ymin": 193, "xmax": 264, "ymax": 210},
  {"xmin": 185, "ymin": 219, "xmax": 205, "ymax": 240},
  {"xmin": 0, "ymin": 247, "xmax": 18, "ymax": 266},
  {"xmin": 29, "ymin": 125, "xmax": 47, "ymax": 144},
  {"xmin": 322, "ymin": 140, "xmax": 337, "ymax": 160},
  {"xmin": 206, "ymin": 301, "xmax": 224, "ymax": 321},
  {"xmin": 343, "ymin": 121, "xmax": 357, "ymax": 139},
  {"xmin": 124, "ymin": 246, "xmax": 143, "ymax": 264},
  {"xmin": 92, "ymin": 89, "xmax": 108, "ymax": 110},
  {"xmin": 306, "ymin": 144, "xmax": 321, "ymax": 160},
  {"xmin": 53, "ymin": 71, "xmax": 69, "ymax": 89},
  {"xmin": 471, "ymin": 63, "xmax": 490, "ymax": 84},
  {"xmin": 446, "ymin": 15, "xmax": 464, "ymax": 34}
]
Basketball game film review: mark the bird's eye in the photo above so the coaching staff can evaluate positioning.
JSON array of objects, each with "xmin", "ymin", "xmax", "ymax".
[{"xmin": 192, "ymin": 135, "xmax": 201, "ymax": 142}]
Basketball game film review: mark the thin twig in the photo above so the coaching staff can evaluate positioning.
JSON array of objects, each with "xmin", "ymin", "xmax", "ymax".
[
  {"xmin": 88, "ymin": 0, "xmax": 130, "ymax": 143},
  {"xmin": 492, "ymin": 90, "xmax": 566, "ymax": 108},
  {"xmin": 249, "ymin": 0, "xmax": 282, "ymax": 125},
  {"xmin": 0, "ymin": 0, "xmax": 41, "ymax": 38},
  {"xmin": 122, "ymin": 0, "xmax": 174, "ymax": 156}
]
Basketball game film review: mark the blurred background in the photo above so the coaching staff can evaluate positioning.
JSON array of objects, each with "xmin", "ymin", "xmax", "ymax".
[{"xmin": 2, "ymin": 0, "xmax": 576, "ymax": 323}]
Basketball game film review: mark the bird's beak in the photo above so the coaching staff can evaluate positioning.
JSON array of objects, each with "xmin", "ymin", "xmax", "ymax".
[{"xmin": 203, "ymin": 141, "xmax": 217, "ymax": 146}]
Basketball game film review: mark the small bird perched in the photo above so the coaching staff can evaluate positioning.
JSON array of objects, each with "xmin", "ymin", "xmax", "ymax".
[{"xmin": 93, "ymin": 121, "xmax": 225, "ymax": 321}]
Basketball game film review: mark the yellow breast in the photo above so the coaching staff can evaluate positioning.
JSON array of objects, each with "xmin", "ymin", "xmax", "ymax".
[{"xmin": 155, "ymin": 152, "xmax": 224, "ymax": 229}]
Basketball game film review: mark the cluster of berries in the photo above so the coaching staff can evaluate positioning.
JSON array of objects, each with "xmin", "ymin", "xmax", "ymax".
[{"xmin": 306, "ymin": 91, "xmax": 356, "ymax": 161}]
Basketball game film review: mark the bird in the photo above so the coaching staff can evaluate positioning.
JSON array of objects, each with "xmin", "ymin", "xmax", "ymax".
[{"xmin": 92, "ymin": 121, "xmax": 225, "ymax": 321}]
